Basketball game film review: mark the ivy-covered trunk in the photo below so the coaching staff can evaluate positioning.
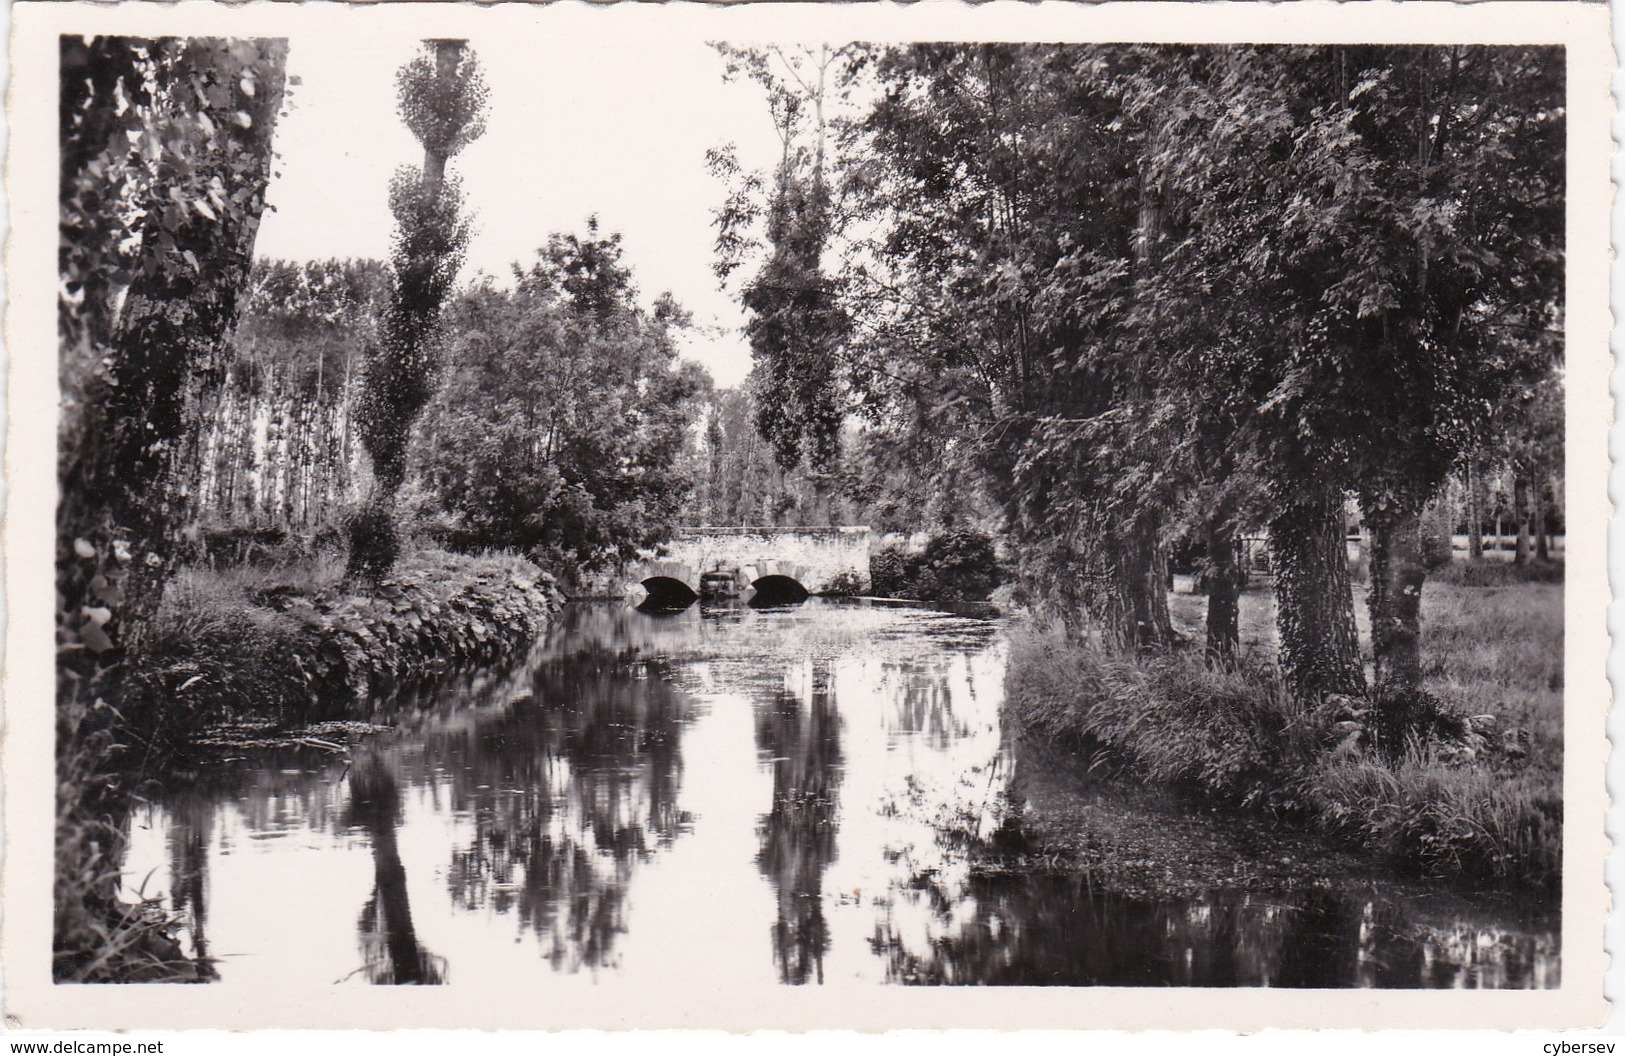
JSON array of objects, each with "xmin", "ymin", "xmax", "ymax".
[
  {"xmin": 1364, "ymin": 496, "xmax": 1426, "ymax": 697},
  {"xmin": 1270, "ymin": 486, "xmax": 1365, "ymax": 701},
  {"xmin": 58, "ymin": 38, "xmax": 288, "ymax": 658}
]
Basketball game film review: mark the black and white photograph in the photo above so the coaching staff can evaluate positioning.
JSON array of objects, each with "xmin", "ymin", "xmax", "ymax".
[{"xmin": 5, "ymin": 0, "xmax": 1613, "ymax": 1035}]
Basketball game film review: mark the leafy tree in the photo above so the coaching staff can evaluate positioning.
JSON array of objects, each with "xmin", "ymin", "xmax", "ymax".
[
  {"xmin": 413, "ymin": 226, "xmax": 707, "ymax": 575},
  {"xmin": 712, "ymin": 45, "xmax": 853, "ymax": 523},
  {"xmin": 1146, "ymin": 46, "xmax": 1563, "ymax": 709},
  {"xmin": 349, "ymin": 39, "xmax": 488, "ymax": 579},
  {"xmin": 847, "ymin": 45, "xmax": 1178, "ymax": 649}
]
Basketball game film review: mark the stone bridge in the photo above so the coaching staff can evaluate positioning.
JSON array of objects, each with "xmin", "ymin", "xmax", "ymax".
[{"xmin": 627, "ymin": 526, "xmax": 871, "ymax": 604}]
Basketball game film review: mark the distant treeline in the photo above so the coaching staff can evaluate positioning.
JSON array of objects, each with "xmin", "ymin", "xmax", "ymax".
[{"xmin": 189, "ymin": 230, "xmax": 707, "ymax": 580}]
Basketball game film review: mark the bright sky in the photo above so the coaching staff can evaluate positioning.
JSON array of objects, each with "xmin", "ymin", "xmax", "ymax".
[{"xmin": 253, "ymin": 33, "xmax": 782, "ymax": 388}]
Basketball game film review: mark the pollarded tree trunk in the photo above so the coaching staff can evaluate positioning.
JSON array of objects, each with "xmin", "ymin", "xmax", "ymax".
[
  {"xmin": 1269, "ymin": 486, "xmax": 1365, "ymax": 701},
  {"xmin": 1204, "ymin": 516, "xmax": 1244, "ymax": 671},
  {"xmin": 1364, "ymin": 497, "xmax": 1426, "ymax": 697}
]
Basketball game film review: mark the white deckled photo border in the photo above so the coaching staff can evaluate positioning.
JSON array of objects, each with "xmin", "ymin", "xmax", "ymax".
[{"xmin": 3, "ymin": 0, "xmax": 1613, "ymax": 1033}]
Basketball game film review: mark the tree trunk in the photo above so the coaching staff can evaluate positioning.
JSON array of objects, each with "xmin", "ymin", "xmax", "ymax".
[
  {"xmin": 1270, "ymin": 486, "xmax": 1365, "ymax": 701},
  {"xmin": 1465, "ymin": 459, "xmax": 1484, "ymax": 561},
  {"xmin": 1363, "ymin": 489, "xmax": 1431, "ymax": 752},
  {"xmin": 57, "ymin": 40, "xmax": 287, "ymax": 657},
  {"xmin": 1107, "ymin": 511, "xmax": 1174, "ymax": 653},
  {"xmin": 1204, "ymin": 516, "xmax": 1243, "ymax": 671},
  {"xmin": 1535, "ymin": 481, "xmax": 1550, "ymax": 562},
  {"xmin": 1514, "ymin": 474, "xmax": 1532, "ymax": 565},
  {"xmin": 1364, "ymin": 498, "xmax": 1426, "ymax": 697}
]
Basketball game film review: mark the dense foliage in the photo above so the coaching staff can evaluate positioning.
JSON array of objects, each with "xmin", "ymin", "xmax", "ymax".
[
  {"xmin": 718, "ymin": 44, "xmax": 1564, "ymax": 728},
  {"xmin": 413, "ymin": 224, "xmax": 708, "ymax": 575},
  {"xmin": 865, "ymin": 530, "xmax": 1003, "ymax": 604}
]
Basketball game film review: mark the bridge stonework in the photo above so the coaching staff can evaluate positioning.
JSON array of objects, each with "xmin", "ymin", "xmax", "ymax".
[{"xmin": 628, "ymin": 526, "xmax": 871, "ymax": 596}]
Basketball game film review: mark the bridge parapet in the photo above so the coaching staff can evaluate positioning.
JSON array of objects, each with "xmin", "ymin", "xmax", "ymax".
[{"xmin": 627, "ymin": 525, "xmax": 871, "ymax": 597}]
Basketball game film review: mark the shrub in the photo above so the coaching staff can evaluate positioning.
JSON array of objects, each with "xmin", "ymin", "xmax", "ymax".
[
  {"xmin": 869, "ymin": 546, "xmax": 910, "ymax": 597},
  {"xmin": 822, "ymin": 569, "xmax": 866, "ymax": 597},
  {"xmin": 912, "ymin": 529, "xmax": 1003, "ymax": 603}
]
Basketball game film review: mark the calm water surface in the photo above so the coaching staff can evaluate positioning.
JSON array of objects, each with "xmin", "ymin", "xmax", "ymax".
[{"xmin": 122, "ymin": 600, "xmax": 1559, "ymax": 988}]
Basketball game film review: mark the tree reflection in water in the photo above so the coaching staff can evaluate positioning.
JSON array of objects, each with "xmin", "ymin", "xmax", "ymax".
[
  {"xmin": 755, "ymin": 661, "xmax": 844, "ymax": 984},
  {"xmin": 870, "ymin": 873, "xmax": 1558, "ymax": 987},
  {"xmin": 163, "ymin": 796, "xmax": 214, "ymax": 967},
  {"xmin": 111, "ymin": 601, "xmax": 1560, "ymax": 990},
  {"xmin": 432, "ymin": 647, "xmax": 692, "ymax": 973},
  {"xmin": 346, "ymin": 749, "xmax": 446, "ymax": 985}
]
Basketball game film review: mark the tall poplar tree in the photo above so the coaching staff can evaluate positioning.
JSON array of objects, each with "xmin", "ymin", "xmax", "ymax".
[
  {"xmin": 348, "ymin": 39, "xmax": 488, "ymax": 578},
  {"xmin": 712, "ymin": 45, "xmax": 850, "ymax": 524}
]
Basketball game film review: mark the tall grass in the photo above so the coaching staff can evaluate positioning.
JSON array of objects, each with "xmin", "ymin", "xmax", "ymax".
[
  {"xmin": 1006, "ymin": 574, "xmax": 1564, "ymax": 885},
  {"xmin": 1006, "ymin": 625, "xmax": 1318, "ymax": 809}
]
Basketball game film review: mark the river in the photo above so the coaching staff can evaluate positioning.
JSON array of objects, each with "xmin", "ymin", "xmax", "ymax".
[{"xmin": 120, "ymin": 598, "xmax": 1559, "ymax": 988}]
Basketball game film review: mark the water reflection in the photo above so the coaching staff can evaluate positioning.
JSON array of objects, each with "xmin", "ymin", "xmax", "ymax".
[
  {"xmin": 872, "ymin": 874, "xmax": 1558, "ymax": 988},
  {"xmin": 347, "ymin": 749, "xmax": 446, "ymax": 984},
  {"xmin": 163, "ymin": 797, "xmax": 213, "ymax": 968},
  {"xmin": 117, "ymin": 600, "xmax": 1559, "ymax": 990},
  {"xmin": 431, "ymin": 651, "xmax": 692, "ymax": 972},
  {"xmin": 756, "ymin": 666, "xmax": 844, "ymax": 984}
]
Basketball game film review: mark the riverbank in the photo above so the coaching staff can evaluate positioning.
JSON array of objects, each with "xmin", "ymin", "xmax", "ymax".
[
  {"xmin": 55, "ymin": 547, "xmax": 564, "ymax": 982},
  {"xmin": 1004, "ymin": 576, "xmax": 1562, "ymax": 887}
]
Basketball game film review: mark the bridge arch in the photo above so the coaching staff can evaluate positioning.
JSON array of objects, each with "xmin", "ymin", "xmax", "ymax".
[
  {"xmin": 748, "ymin": 574, "xmax": 809, "ymax": 607},
  {"xmin": 638, "ymin": 574, "xmax": 698, "ymax": 611}
]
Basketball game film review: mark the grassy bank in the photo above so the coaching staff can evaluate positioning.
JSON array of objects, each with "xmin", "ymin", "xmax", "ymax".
[
  {"xmin": 1007, "ymin": 574, "xmax": 1562, "ymax": 886},
  {"xmin": 56, "ymin": 547, "xmax": 564, "ymax": 981},
  {"xmin": 134, "ymin": 548, "xmax": 563, "ymax": 737}
]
